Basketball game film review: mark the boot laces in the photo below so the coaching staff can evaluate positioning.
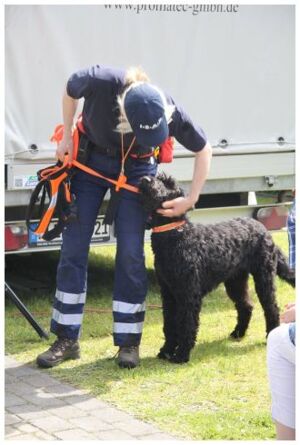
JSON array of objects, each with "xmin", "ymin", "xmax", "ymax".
[
  {"xmin": 112, "ymin": 345, "xmax": 138, "ymax": 359},
  {"xmin": 49, "ymin": 338, "xmax": 71, "ymax": 353},
  {"xmin": 120, "ymin": 346, "xmax": 137, "ymax": 353}
]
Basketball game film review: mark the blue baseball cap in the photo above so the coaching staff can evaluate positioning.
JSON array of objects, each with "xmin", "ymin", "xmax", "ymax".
[{"xmin": 124, "ymin": 83, "xmax": 169, "ymax": 147}]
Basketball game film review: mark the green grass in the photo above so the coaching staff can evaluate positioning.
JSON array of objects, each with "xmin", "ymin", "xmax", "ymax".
[{"xmin": 5, "ymin": 232, "xmax": 294, "ymax": 440}]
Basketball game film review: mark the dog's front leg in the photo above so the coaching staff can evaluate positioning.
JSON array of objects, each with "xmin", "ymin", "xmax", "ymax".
[
  {"xmin": 156, "ymin": 278, "xmax": 178, "ymax": 360},
  {"xmin": 170, "ymin": 297, "xmax": 202, "ymax": 364}
]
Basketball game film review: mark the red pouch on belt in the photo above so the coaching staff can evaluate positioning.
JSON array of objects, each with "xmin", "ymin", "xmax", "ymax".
[{"xmin": 157, "ymin": 137, "xmax": 174, "ymax": 163}]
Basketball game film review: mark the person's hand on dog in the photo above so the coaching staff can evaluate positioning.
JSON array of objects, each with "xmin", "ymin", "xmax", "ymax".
[
  {"xmin": 157, "ymin": 196, "xmax": 195, "ymax": 217},
  {"xmin": 280, "ymin": 302, "xmax": 296, "ymax": 324}
]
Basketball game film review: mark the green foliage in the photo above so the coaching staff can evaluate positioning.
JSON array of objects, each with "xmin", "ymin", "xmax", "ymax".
[{"xmin": 5, "ymin": 232, "xmax": 294, "ymax": 440}]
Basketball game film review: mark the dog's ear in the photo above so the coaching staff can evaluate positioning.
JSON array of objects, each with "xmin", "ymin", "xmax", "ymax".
[
  {"xmin": 158, "ymin": 172, "xmax": 184, "ymax": 196},
  {"xmin": 156, "ymin": 171, "xmax": 168, "ymax": 184},
  {"xmin": 156, "ymin": 172, "xmax": 178, "ymax": 190}
]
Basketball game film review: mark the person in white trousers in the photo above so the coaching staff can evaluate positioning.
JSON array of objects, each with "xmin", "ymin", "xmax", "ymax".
[{"xmin": 267, "ymin": 202, "xmax": 296, "ymax": 440}]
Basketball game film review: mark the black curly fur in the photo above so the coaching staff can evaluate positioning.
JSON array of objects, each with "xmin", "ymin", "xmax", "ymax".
[{"xmin": 139, "ymin": 173, "xmax": 295, "ymax": 364}]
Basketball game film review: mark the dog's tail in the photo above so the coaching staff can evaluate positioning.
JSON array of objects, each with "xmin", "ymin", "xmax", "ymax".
[{"xmin": 276, "ymin": 247, "xmax": 295, "ymax": 287}]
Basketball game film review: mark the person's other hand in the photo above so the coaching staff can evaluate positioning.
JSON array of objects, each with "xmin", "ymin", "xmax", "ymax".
[{"xmin": 56, "ymin": 135, "xmax": 73, "ymax": 163}]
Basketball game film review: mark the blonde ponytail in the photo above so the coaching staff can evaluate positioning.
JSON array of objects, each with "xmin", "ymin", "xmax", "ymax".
[{"xmin": 124, "ymin": 66, "xmax": 150, "ymax": 86}]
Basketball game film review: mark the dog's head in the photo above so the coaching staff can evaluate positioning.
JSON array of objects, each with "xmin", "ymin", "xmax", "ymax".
[{"xmin": 139, "ymin": 172, "xmax": 185, "ymax": 213}]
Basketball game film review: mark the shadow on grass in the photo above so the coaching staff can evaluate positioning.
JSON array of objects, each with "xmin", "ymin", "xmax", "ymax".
[
  {"xmin": 191, "ymin": 336, "xmax": 266, "ymax": 362},
  {"xmin": 13, "ymin": 335, "xmax": 267, "ymax": 401},
  {"xmin": 5, "ymin": 250, "xmax": 158, "ymax": 304},
  {"xmin": 5, "ymin": 252, "xmax": 59, "ymax": 286}
]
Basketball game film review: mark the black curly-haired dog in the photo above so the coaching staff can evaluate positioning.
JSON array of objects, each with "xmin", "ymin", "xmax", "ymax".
[{"xmin": 139, "ymin": 173, "xmax": 295, "ymax": 364}]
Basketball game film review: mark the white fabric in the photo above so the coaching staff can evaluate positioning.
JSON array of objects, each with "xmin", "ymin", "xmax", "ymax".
[
  {"xmin": 114, "ymin": 322, "xmax": 144, "ymax": 334},
  {"xmin": 113, "ymin": 301, "xmax": 146, "ymax": 314},
  {"xmin": 55, "ymin": 289, "xmax": 86, "ymax": 305},
  {"xmin": 48, "ymin": 193, "xmax": 58, "ymax": 210},
  {"xmin": 5, "ymin": 5, "xmax": 295, "ymax": 162},
  {"xmin": 267, "ymin": 324, "xmax": 295, "ymax": 429},
  {"xmin": 52, "ymin": 309, "xmax": 84, "ymax": 326}
]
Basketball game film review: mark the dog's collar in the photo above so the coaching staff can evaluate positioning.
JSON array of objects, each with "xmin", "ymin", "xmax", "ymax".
[{"xmin": 152, "ymin": 220, "xmax": 186, "ymax": 233}]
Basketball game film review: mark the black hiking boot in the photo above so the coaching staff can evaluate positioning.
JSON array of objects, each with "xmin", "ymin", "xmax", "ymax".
[
  {"xmin": 36, "ymin": 337, "xmax": 80, "ymax": 368},
  {"xmin": 116, "ymin": 346, "xmax": 140, "ymax": 369}
]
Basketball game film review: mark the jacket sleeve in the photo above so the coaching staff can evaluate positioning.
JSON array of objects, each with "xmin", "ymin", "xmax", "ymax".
[
  {"xmin": 66, "ymin": 68, "xmax": 93, "ymax": 99},
  {"xmin": 169, "ymin": 105, "xmax": 208, "ymax": 152}
]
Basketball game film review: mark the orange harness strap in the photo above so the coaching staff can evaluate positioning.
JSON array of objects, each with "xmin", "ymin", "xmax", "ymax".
[
  {"xmin": 152, "ymin": 220, "xmax": 186, "ymax": 233},
  {"xmin": 50, "ymin": 123, "xmax": 139, "ymax": 194},
  {"xmin": 34, "ymin": 171, "xmax": 69, "ymax": 236},
  {"xmin": 71, "ymin": 159, "xmax": 139, "ymax": 193}
]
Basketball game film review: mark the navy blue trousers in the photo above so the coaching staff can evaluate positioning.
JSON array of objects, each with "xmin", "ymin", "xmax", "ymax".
[{"xmin": 50, "ymin": 151, "xmax": 157, "ymax": 346}]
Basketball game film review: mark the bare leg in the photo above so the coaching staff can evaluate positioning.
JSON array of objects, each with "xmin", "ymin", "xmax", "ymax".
[{"xmin": 275, "ymin": 420, "xmax": 295, "ymax": 440}]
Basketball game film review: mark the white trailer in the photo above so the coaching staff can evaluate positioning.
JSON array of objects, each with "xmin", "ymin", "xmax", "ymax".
[{"xmin": 5, "ymin": 4, "xmax": 295, "ymax": 253}]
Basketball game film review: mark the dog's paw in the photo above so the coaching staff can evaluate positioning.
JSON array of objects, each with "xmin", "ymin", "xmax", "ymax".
[
  {"xmin": 169, "ymin": 353, "xmax": 190, "ymax": 364},
  {"xmin": 157, "ymin": 349, "xmax": 172, "ymax": 360},
  {"xmin": 229, "ymin": 329, "xmax": 244, "ymax": 341}
]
